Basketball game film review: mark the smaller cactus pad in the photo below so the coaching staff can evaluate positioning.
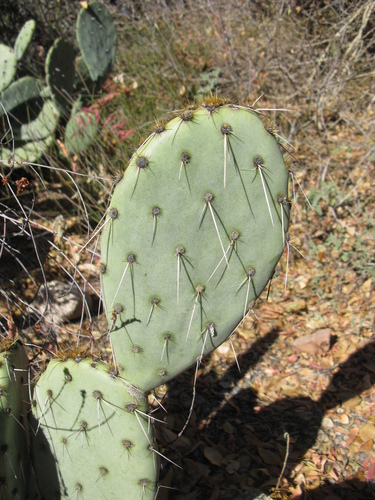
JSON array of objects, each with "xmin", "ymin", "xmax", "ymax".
[
  {"xmin": 0, "ymin": 76, "xmax": 44, "ymax": 117},
  {"xmin": 45, "ymin": 38, "xmax": 76, "ymax": 108},
  {"xmin": 76, "ymin": 1, "xmax": 117, "ymax": 82},
  {"xmin": 14, "ymin": 20, "xmax": 36, "ymax": 62},
  {"xmin": 32, "ymin": 357, "xmax": 158, "ymax": 499},
  {"xmin": 0, "ymin": 45, "xmax": 17, "ymax": 92},
  {"xmin": 20, "ymin": 99, "xmax": 60, "ymax": 142},
  {"xmin": 64, "ymin": 109, "xmax": 98, "ymax": 154},
  {"xmin": 0, "ymin": 341, "xmax": 31, "ymax": 497}
]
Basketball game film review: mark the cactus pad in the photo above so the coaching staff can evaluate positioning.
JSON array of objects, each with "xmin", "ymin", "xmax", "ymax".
[
  {"xmin": 0, "ymin": 45, "xmax": 17, "ymax": 92},
  {"xmin": 101, "ymin": 99, "xmax": 291, "ymax": 391},
  {"xmin": 45, "ymin": 38, "xmax": 76, "ymax": 108},
  {"xmin": 76, "ymin": 1, "xmax": 117, "ymax": 82},
  {"xmin": 0, "ymin": 76, "xmax": 44, "ymax": 117},
  {"xmin": 14, "ymin": 20, "xmax": 36, "ymax": 62},
  {"xmin": 64, "ymin": 108, "xmax": 98, "ymax": 154},
  {"xmin": 0, "ymin": 341, "xmax": 31, "ymax": 498},
  {"xmin": 20, "ymin": 99, "xmax": 60, "ymax": 142},
  {"xmin": 14, "ymin": 135, "xmax": 54, "ymax": 163},
  {"xmin": 32, "ymin": 358, "xmax": 158, "ymax": 499}
]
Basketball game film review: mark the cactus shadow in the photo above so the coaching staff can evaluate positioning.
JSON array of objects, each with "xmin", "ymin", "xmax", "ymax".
[{"xmin": 162, "ymin": 336, "xmax": 375, "ymax": 499}]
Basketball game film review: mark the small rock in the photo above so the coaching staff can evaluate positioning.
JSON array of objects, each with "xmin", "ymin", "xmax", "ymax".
[
  {"xmin": 322, "ymin": 416, "xmax": 334, "ymax": 429},
  {"xmin": 30, "ymin": 280, "xmax": 92, "ymax": 324}
]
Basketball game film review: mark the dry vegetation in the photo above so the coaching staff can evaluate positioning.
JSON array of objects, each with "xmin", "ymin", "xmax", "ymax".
[{"xmin": 1, "ymin": 0, "xmax": 374, "ymax": 498}]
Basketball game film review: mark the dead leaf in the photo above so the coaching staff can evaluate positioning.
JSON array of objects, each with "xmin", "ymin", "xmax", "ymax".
[
  {"xmin": 345, "ymin": 427, "xmax": 359, "ymax": 447},
  {"xmin": 366, "ymin": 457, "xmax": 375, "ymax": 480},
  {"xmin": 359, "ymin": 439, "xmax": 373, "ymax": 453},
  {"xmin": 225, "ymin": 458, "xmax": 240, "ymax": 474},
  {"xmin": 291, "ymin": 329, "xmax": 332, "ymax": 355},
  {"xmin": 222, "ymin": 421, "xmax": 235, "ymax": 434},
  {"xmin": 337, "ymin": 413, "xmax": 349, "ymax": 425},
  {"xmin": 203, "ymin": 446, "xmax": 223, "ymax": 466},
  {"xmin": 287, "ymin": 354, "xmax": 299, "ymax": 363},
  {"xmin": 257, "ymin": 446, "xmax": 281, "ymax": 465},
  {"xmin": 342, "ymin": 395, "xmax": 362, "ymax": 410},
  {"xmin": 359, "ymin": 423, "xmax": 375, "ymax": 443},
  {"xmin": 289, "ymin": 483, "xmax": 304, "ymax": 499},
  {"xmin": 7, "ymin": 314, "xmax": 16, "ymax": 340},
  {"xmin": 361, "ymin": 278, "xmax": 372, "ymax": 298},
  {"xmin": 288, "ymin": 299, "xmax": 307, "ymax": 312},
  {"xmin": 244, "ymin": 427, "xmax": 266, "ymax": 447}
]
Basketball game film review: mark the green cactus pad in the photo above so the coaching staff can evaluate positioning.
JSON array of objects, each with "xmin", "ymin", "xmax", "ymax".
[
  {"xmin": 0, "ymin": 76, "xmax": 44, "ymax": 117},
  {"xmin": 101, "ymin": 100, "xmax": 291, "ymax": 391},
  {"xmin": 0, "ymin": 341, "xmax": 31, "ymax": 498},
  {"xmin": 0, "ymin": 146, "xmax": 12, "ymax": 163},
  {"xmin": 45, "ymin": 38, "xmax": 76, "ymax": 109},
  {"xmin": 14, "ymin": 135, "xmax": 54, "ymax": 163},
  {"xmin": 20, "ymin": 99, "xmax": 60, "ymax": 142},
  {"xmin": 14, "ymin": 20, "xmax": 36, "ymax": 62},
  {"xmin": 0, "ymin": 45, "xmax": 17, "ymax": 92},
  {"xmin": 73, "ymin": 55, "xmax": 94, "ymax": 93},
  {"xmin": 0, "ymin": 134, "xmax": 54, "ymax": 165},
  {"xmin": 31, "ymin": 358, "xmax": 158, "ymax": 499},
  {"xmin": 76, "ymin": 1, "xmax": 117, "ymax": 82},
  {"xmin": 64, "ymin": 109, "xmax": 98, "ymax": 154}
]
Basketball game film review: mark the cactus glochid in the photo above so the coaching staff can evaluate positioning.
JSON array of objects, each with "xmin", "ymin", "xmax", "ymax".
[{"xmin": 101, "ymin": 96, "xmax": 291, "ymax": 391}]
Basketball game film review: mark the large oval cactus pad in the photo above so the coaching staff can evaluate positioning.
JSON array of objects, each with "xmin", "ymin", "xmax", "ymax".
[{"xmin": 101, "ymin": 101, "xmax": 290, "ymax": 391}]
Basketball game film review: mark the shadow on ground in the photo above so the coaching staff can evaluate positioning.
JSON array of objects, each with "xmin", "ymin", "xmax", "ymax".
[{"xmin": 160, "ymin": 332, "xmax": 375, "ymax": 499}]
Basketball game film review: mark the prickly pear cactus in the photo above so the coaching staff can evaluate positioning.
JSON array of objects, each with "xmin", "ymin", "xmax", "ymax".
[
  {"xmin": 14, "ymin": 20, "xmax": 36, "ymax": 62},
  {"xmin": 0, "ymin": 45, "xmax": 17, "ymax": 92},
  {"xmin": 19, "ymin": 100, "xmax": 60, "ymax": 142},
  {"xmin": 0, "ymin": 341, "xmax": 31, "ymax": 498},
  {"xmin": 0, "ymin": 20, "xmax": 35, "ymax": 92},
  {"xmin": 0, "ymin": 76, "xmax": 59, "ymax": 163},
  {"xmin": 0, "ymin": 76, "xmax": 44, "ymax": 118},
  {"xmin": 31, "ymin": 357, "xmax": 158, "ymax": 499},
  {"xmin": 76, "ymin": 1, "xmax": 117, "ymax": 82},
  {"xmin": 64, "ymin": 108, "xmax": 98, "ymax": 154},
  {"xmin": 45, "ymin": 38, "xmax": 76, "ymax": 109},
  {"xmin": 101, "ymin": 98, "xmax": 291, "ymax": 391}
]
